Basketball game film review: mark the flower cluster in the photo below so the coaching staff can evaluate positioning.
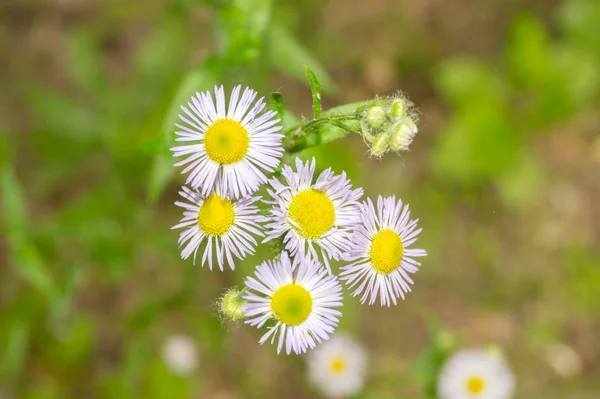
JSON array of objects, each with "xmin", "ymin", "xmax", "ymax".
[
  {"xmin": 169, "ymin": 85, "xmax": 427, "ymax": 355},
  {"xmin": 360, "ymin": 94, "xmax": 420, "ymax": 158}
]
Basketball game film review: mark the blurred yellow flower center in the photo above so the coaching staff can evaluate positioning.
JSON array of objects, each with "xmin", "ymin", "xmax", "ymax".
[
  {"xmin": 198, "ymin": 194, "xmax": 234, "ymax": 236},
  {"xmin": 270, "ymin": 284, "xmax": 313, "ymax": 326},
  {"xmin": 466, "ymin": 376, "xmax": 485, "ymax": 394},
  {"xmin": 204, "ymin": 119, "xmax": 249, "ymax": 164},
  {"xmin": 330, "ymin": 357, "xmax": 346, "ymax": 374},
  {"xmin": 288, "ymin": 189, "xmax": 335, "ymax": 238},
  {"xmin": 370, "ymin": 229, "xmax": 404, "ymax": 274}
]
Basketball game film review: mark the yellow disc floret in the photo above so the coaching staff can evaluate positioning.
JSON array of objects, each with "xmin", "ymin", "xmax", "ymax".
[
  {"xmin": 270, "ymin": 284, "xmax": 313, "ymax": 326},
  {"xmin": 204, "ymin": 119, "xmax": 249, "ymax": 164},
  {"xmin": 288, "ymin": 189, "xmax": 335, "ymax": 238},
  {"xmin": 370, "ymin": 229, "xmax": 404, "ymax": 274},
  {"xmin": 330, "ymin": 357, "xmax": 346, "ymax": 374},
  {"xmin": 466, "ymin": 376, "xmax": 485, "ymax": 395},
  {"xmin": 198, "ymin": 194, "xmax": 235, "ymax": 236}
]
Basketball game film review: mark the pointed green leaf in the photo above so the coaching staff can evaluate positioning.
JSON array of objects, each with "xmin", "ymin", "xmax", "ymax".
[
  {"xmin": 305, "ymin": 66, "xmax": 322, "ymax": 118},
  {"xmin": 267, "ymin": 92, "xmax": 284, "ymax": 125}
]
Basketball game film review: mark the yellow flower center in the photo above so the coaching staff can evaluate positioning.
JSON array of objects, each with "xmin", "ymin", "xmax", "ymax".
[
  {"xmin": 197, "ymin": 194, "xmax": 235, "ymax": 236},
  {"xmin": 330, "ymin": 357, "xmax": 346, "ymax": 374},
  {"xmin": 288, "ymin": 189, "xmax": 335, "ymax": 239},
  {"xmin": 270, "ymin": 284, "xmax": 313, "ymax": 326},
  {"xmin": 204, "ymin": 119, "xmax": 249, "ymax": 164},
  {"xmin": 370, "ymin": 229, "xmax": 404, "ymax": 274},
  {"xmin": 466, "ymin": 376, "xmax": 486, "ymax": 395}
]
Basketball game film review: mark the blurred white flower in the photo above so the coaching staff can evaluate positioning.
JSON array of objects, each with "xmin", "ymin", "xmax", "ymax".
[
  {"xmin": 162, "ymin": 334, "xmax": 199, "ymax": 376},
  {"xmin": 545, "ymin": 343, "xmax": 582, "ymax": 379},
  {"xmin": 307, "ymin": 333, "xmax": 367, "ymax": 398},
  {"xmin": 438, "ymin": 348, "xmax": 515, "ymax": 399}
]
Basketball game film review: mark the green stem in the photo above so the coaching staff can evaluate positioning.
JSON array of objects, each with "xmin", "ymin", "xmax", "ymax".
[{"xmin": 282, "ymin": 114, "xmax": 360, "ymax": 153}]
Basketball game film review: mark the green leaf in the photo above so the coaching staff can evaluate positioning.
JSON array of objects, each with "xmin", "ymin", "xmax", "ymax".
[
  {"xmin": 267, "ymin": 92, "xmax": 284, "ymax": 125},
  {"xmin": 216, "ymin": 0, "xmax": 273, "ymax": 66},
  {"xmin": 1, "ymin": 321, "xmax": 30, "ymax": 378},
  {"xmin": 1, "ymin": 163, "xmax": 54, "ymax": 295},
  {"xmin": 305, "ymin": 65, "xmax": 322, "ymax": 118},
  {"xmin": 147, "ymin": 58, "xmax": 221, "ymax": 201},
  {"xmin": 506, "ymin": 13, "xmax": 551, "ymax": 87},
  {"xmin": 267, "ymin": 22, "xmax": 336, "ymax": 95}
]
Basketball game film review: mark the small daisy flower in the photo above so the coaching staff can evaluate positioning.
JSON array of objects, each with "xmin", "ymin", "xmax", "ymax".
[
  {"xmin": 438, "ymin": 348, "xmax": 515, "ymax": 399},
  {"xmin": 162, "ymin": 334, "xmax": 199, "ymax": 376},
  {"xmin": 340, "ymin": 196, "xmax": 427, "ymax": 306},
  {"xmin": 173, "ymin": 184, "xmax": 263, "ymax": 270},
  {"xmin": 263, "ymin": 158, "xmax": 363, "ymax": 273},
  {"xmin": 307, "ymin": 333, "xmax": 367, "ymax": 398},
  {"xmin": 243, "ymin": 252, "xmax": 343, "ymax": 355},
  {"xmin": 171, "ymin": 85, "xmax": 284, "ymax": 199}
]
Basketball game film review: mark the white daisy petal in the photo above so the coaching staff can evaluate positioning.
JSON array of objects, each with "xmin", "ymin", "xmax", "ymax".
[
  {"xmin": 307, "ymin": 333, "xmax": 367, "ymax": 398},
  {"xmin": 242, "ymin": 252, "xmax": 343, "ymax": 355},
  {"xmin": 171, "ymin": 85, "xmax": 284, "ymax": 198},
  {"xmin": 340, "ymin": 195, "xmax": 427, "ymax": 306},
  {"xmin": 173, "ymin": 182, "xmax": 264, "ymax": 270},
  {"xmin": 263, "ymin": 157, "xmax": 363, "ymax": 274},
  {"xmin": 438, "ymin": 348, "xmax": 515, "ymax": 399}
]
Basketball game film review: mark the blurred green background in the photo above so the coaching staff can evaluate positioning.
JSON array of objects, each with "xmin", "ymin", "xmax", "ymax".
[{"xmin": 1, "ymin": 0, "xmax": 599, "ymax": 398}]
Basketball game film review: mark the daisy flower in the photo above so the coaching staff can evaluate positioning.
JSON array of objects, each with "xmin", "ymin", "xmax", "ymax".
[
  {"xmin": 438, "ymin": 348, "xmax": 515, "ymax": 399},
  {"xmin": 171, "ymin": 85, "xmax": 284, "ymax": 199},
  {"xmin": 243, "ymin": 252, "xmax": 343, "ymax": 355},
  {"xmin": 263, "ymin": 157, "xmax": 363, "ymax": 273},
  {"xmin": 307, "ymin": 333, "xmax": 367, "ymax": 398},
  {"xmin": 173, "ymin": 184, "xmax": 263, "ymax": 270},
  {"xmin": 340, "ymin": 196, "xmax": 427, "ymax": 306}
]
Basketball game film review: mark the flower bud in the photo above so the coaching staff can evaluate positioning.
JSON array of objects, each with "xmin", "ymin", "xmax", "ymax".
[
  {"xmin": 370, "ymin": 131, "xmax": 390, "ymax": 158},
  {"xmin": 389, "ymin": 117, "xmax": 418, "ymax": 152},
  {"xmin": 389, "ymin": 98, "xmax": 408, "ymax": 120},
  {"xmin": 219, "ymin": 288, "xmax": 247, "ymax": 322},
  {"xmin": 365, "ymin": 105, "xmax": 386, "ymax": 128}
]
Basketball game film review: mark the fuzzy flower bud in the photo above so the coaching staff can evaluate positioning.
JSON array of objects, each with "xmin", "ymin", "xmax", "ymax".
[
  {"xmin": 365, "ymin": 105, "xmax": 386, "ymax": 128},
  {"xmin": 389, "ymin": 98, "xmax": 408, "ymax": 120},
  {"xmin": 389, "ymin": 117, "xmax": 418, "ymax": 152},
  {"xmin": 370, "ymin": 131, "xmax": 390, "ymax": 158},
  {"xmin": 218, "ymin": 288, "xmax": 247, "ymax": 322}
]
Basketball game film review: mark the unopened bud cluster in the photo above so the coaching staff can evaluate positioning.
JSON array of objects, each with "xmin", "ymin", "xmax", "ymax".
[{"xmin": 360, "ymin": 95, "xmax": 419, "ymax": 158}]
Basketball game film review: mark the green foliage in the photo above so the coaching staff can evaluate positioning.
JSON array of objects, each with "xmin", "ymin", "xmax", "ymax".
[
  {"xmin": 305, "ymin": 65, "xmax": 322, "ymax": 118},
  {"xmin": 433, "ymin": 5, "xmax": 600, "ymax": 188},
  {"xmin": 217, "ymin": 0, "xmax": 273, "ymax": 65},
  {"xmin": 267, "ymin": 22, "xmax": 337, "ymax": 95}
]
